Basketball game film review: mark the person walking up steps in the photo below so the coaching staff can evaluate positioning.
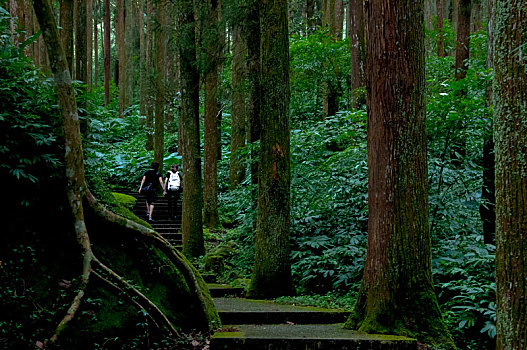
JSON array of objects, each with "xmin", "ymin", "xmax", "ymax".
[
  {"xmin": 138, "ymin": 161, "xmax": 164, "ymax": 222},
  {"xmin": 164, "ymin": 164, "xmax": 182, "ymax": 221}
]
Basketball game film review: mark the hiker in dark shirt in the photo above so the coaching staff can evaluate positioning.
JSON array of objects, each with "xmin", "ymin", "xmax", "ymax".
[{"xmin": 138, "ymin": 161, "xmax": 164, "ymax": 222}]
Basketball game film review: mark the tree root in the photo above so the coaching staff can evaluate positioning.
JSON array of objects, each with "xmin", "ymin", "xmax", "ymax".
[
  {"xmin": 91, "ymin": 259, "xmax": 180, "ymax": 336},
  {"xmin": 85, "ymin": 190, "xmax": 220, "ymax": 330}
]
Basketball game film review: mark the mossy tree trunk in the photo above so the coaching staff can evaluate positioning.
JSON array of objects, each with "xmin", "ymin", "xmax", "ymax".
[
  {"xmin": 247, "ymin": 0, "xmax": 294, "ymax": 299},
  {"xmin": 31, "ymin": 1, "xmax": 220, "ymax": 345},
  {"xmin": 199, "ymin": 0, "xmax": 221, "ymax": 229},
  {"xmin": 230, "ymin": 24, "xmax": 247, "ymax": 189},
  {"xmin": 177, "ymin": 0, "xmax": 204, "ymax": 258},
  {"xmin": 493, "ymin": 0, "xmax": 527, "ymax": 347},
  {"xmin": 246, "ymin": 0, "xmax": 261, "ymax": 206},
  {"xmin": 344, "ymin": 1, "xmax": 455, "ymax": 348}
]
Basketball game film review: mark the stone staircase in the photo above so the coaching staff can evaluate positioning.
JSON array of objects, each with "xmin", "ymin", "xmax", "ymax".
[
  {"xmin": 209, "ymin": 286, "xmax": 417, "ymax": 350},
  {"xmin": 116, "ymin": 189, "xmax": 183, "ymax": 249}
]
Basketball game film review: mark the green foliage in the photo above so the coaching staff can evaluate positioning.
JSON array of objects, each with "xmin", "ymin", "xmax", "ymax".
[
  {"xmin": 289, "ymin": 29, "xmax": 351, "ymax": 122},
  {"xmin": 275, "ymin": 292, "xmax": 355, "ymax": 311},
  {"xmin": 0, "ymin": 24, "xmax": 62, "ymax": 206},
  {"xmin": 290, "ymin": 111, "xmax": 368, "ymax": 294}
]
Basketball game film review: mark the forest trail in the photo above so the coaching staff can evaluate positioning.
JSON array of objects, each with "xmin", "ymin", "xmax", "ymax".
[
  {"xmin": 209, "ymin": 286, "xmax": 417, "ymax": 349},
  {"xmin": 119, "ymin": 189, "xmax": 183, "ymax": 249},
  {"xmin": 120, "ymin": 189, "xmax": 417, "ymax": 348}
]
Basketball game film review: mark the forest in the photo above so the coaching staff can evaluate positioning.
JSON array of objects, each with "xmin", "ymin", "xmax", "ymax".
[{"xmin": 0, "ymin": 0, "xmax": 525, "ymax": 349}]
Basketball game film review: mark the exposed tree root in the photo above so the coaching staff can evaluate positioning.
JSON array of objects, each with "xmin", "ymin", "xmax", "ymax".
[{"xmin": 85, "ymin": 190, "xmax": 220, "ymax": 330}]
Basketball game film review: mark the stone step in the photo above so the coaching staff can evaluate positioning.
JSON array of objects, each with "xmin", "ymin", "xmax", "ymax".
[
  {"xmin": 213, "ymin": 297, "xmax": 349, "ymax": 325},
  {"xmin": 211, "ymin": 324, "xmax": 417, "ymax": 349},
  {"xmin": 209, "ymin": 284, "xmax": 246, "ymax": 298}
]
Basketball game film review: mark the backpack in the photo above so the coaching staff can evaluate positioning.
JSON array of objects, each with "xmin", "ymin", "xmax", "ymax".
[{"xmin": 167, "ymin": 171, "xmax": 181, "ymax": 191}]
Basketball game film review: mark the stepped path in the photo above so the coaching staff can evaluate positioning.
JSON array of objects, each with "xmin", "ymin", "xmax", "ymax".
[
  {"xmin": 116, "ymin": 189, "xmax": 417, "ymax": 349},
  {"xmin": 117, "ymin": 189, "xmax": 182, "ymax": 249},
  {"xmin": 209, "ymin": 286, "xmax": 417, "ymax": 350}
]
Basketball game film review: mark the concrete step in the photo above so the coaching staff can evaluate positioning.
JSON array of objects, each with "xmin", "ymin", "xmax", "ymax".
[
  {"xmin": 209, "ymin": 284, "xmax": 246, "ymax": 298},
  {"xmin": 213, "ymin": 297, "xmax": 349, "ymax": 325},
  {"xmin": 211, "ymin": 324, "xmax": 417, "ymax": 349}
]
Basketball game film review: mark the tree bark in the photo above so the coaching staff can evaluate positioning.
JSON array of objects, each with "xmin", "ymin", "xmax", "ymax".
[
  {"xmin": 60, "ymin": 0, "xmax": 73, "ymax": 74},
  {"xmin": 246, "ymin": 0, "xmax": 261, "ymax": 205},
  {"xmin": 94, "ymin": 0, "xmax": 99, "ymax": 89},
  {"xmin": 230, "ymin": 25, "xmax": 247, "ymax": 189},
  {"xmin": 104, "ymin": 0, "xmax": 110, "ymax": 105},
  {"xmin": 335, "ymin": 0, "xmax": 344, "ymax": 39},
  {"xmin": 344, "ymin": 0, "xmax": 455, "ymax": 347},
  {"xmin": 322, "ymin": 0, "xmax": 339, "ymax": 118},
  {"xmin": 451, "ymin": 0, "xmax": 471, "ymax": 166},
  {"xmin": 455, "ymin": 0, "xmax": 471, "ymax": 81},
  {"xmin": 306, "ymin": 0, "xmax": 315, "ymax": 32},
  {"xmin": 247, "ymin": 0, "xmax": 293, "ymax": 299},
  {"xmin": 145, "ymin": 0, "xmax": 154, "ymax": 150},
  {"xmin": 177, "ymin": 0, "xmax": 204, "ymax": 258},
  {"xmin": 348, "ymin": 0, "xmax": 365, "ymax": 107},
  {"xmin": 87, "ymin": 0, "xmax": 93, "ymax": 92},
  {"xmin": 139, "ymin": 0, "xmax": 146, "ymax": 116},
  {"xmin": 117, "ymin": 0, "xmax": 126, "ymax": 117},
  {"xmin": 199, "ymin": 0, "xmax": 221, "ymax": 229},
  {"xmin": 31, "ymin": 1, "xmax": 92, "ymax": 344},
  {"xmin": 436, "ymin": 0, "xmax": 446, "ymax": 57},
  {"xmin": 479, "ymin": 0, "xmax": 494, "ymax": 245},
  {"xmin": 154, "ymin": 0, "xmax": 166, "ymax": 168},
  {"xmin": 76, "ymin": 0, "xmax": 87, "ymax": 86},
  {"xmin": 493, "ymin": 0, "xmax": 527, "ymax": 348}
]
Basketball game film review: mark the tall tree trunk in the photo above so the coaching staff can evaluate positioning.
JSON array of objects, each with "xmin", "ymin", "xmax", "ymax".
[
  {"xmin": 145, "ymin": 0, "xmax": 154, "ymax": 150},
  {"xmin": 455, "ymin": 0, "xmax": 471, "ymax": 81},
  {"xmin": 494, "ymin": 0, "xmax": 527, "ymax": 348},
  {"xmin": 31, "ymin": 1, "xmax": 92, "ymax": 344},
  {"xmin": 425, "ymin": 0, "xmax": 435, "ymax": 31},
  {"xmin": 154, "ymin": 0, "xmax": 166, "ymax": 168},
  {"xmin": 247, "ymin": 0, "xmax": 293, "ymax": 299},
  {"xmin": 230, "ymin": 25, "xmax": 247, "ymax": 189},
  {"xmin": 117, "ymin": 0, "xmax": 126, "ymax": 117},
  {"xmin": 125, "ymin": 0, "xmax": 136, "ymax": 111},
  {"xmin": 76, "ymin": 0, "xmax": 87, "ymax": 85},
  {"xmin": 177, "ymin": 0, "xmax": 204, "ymax": 258},
  {"xmin": 436, "ymin": 0, "xmax": 446, "ymax": 57},
  {"xmin": 246, "ymin": 0, "xmax": 261, "ymax": 206},
  {"xmin": 471, "ymin": 0, "xmax": 482, "ymax": 32},
  {"xmin": 322, "ymin": 0, "xmax": 339, "ymax": 118},
  {"xmin": 9, "ymin": 0, "xmax": 19, "ymax": 47},
  {"xmin": 94, "ymin": 0, "xmax": 99, "ymax": 89},
  {"xmin": 348, "ymin": 0, "xmax": 365, "ymax": 107},
  {"xmin": 306, "ymin": 0, "xmax": 315, "ymax": 32},
  {"xmin": 451, "ymin": 0, "xmax": 471, "ymax": 166},
  {"xmin": 199, "ymin": 0, "xmax": 221, "ymax": 229},
  {"xmin": 479, "ymin": 0, "xmax": 495, "ymax": 245},
  {"xmin": 344, "ymin": 0, "xmax": 455, "ymax": 347},
  {"xmin": 139, "ymin": 0, "xmax": 146, "ymax": 116},
  {"xmin": 335, "ymin": 0, "xmax": 344, "ymax": 39},
  {"xmin": 87, "ymin": 0, "xmax": 93, "ymax": 92},
  {"xmin": 60, "ymin": 0, "xmax": 74, "ymax": 72},
  {"xmin": 104, "ymin": 0, "xmax": 111, "ymax": 105}
]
